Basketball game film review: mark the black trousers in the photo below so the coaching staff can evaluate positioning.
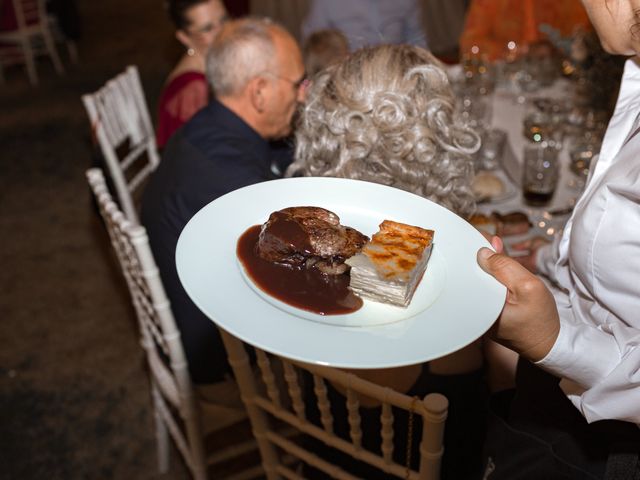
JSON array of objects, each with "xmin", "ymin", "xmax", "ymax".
[{"xmin": 482, "ymin": 359, "xmax": 640, "ymax": 480}]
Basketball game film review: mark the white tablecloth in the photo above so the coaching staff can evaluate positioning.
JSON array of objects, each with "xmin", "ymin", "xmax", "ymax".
[{"xmin": 478, "ymin": 79, "xmax": 580, "ymax": 241}]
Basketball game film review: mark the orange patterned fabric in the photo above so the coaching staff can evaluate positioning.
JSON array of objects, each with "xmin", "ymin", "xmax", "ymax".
[{"xmin": 459, "ymin": 0, "xmax": 592, "ymax": 61}]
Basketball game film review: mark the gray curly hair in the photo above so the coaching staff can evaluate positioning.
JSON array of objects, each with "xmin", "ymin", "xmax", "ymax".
[{"xmin": 286, "ymin": 44, "xmax": 480, "ymax": 218}]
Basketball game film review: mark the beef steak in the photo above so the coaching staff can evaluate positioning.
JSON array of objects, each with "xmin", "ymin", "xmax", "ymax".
[{"xmin": 257, "ymin": 207, "xmax": 368, "ymax": 275}]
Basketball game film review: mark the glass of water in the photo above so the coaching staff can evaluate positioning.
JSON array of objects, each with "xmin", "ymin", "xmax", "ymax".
[{"xmin": 522, "ymin": 141, "xmax": 561, "ymax": 206}]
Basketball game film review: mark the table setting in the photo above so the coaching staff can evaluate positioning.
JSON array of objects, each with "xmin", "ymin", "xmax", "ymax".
[
  {"xmin": 174, "ymin": 35, "xmax": 620, "ymax": 371},
  {"xmin": 448, "ymin": 43, "xmax": 612, "ymax": 253}
]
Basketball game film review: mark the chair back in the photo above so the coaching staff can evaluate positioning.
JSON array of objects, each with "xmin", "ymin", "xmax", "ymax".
[
  {"xmin": 89, "ymin": 168, "xmax": 267, "ymax": 480},
  {"xmin": 220, "ymin": 329, "xmax": 449, "ymax": 480},
  {"xmin": 86, "ymin": 167, "xmax": 210, "ymax": 475},
  {"xmin": 0, "ymin": 0, "xmax": 64, "ymax": 85},
  {"xmin": 12, "ymin": 0, "xmax": 45, "ymax": 28},
  {"xmin": 83, "ymin": 66, "xmax": 160, "ymax": 224}
]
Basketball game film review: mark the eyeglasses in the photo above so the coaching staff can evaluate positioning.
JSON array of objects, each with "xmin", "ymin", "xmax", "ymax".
[{"xmin": 263, "ymin": 71, "xmax": 310, "ymax": 91}]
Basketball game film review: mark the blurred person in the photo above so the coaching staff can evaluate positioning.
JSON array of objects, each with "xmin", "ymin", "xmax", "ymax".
[
  {"xmin": 156, "ymin": 0, "xmax": 228, "ymax": 148},
  {"xmin": 289, "ymin": 44, "xmax": 487, "ymax": 479},
  {"xmin": 142, "ymin": 17, "xmax": 306, "ymax": 387},
  {"xmin": 301, "ymin": 0, "xmax": 428, "ymax": 51},
  {"xmin": 459, "ymin": 0, "xmax": 592, "ymax": 61},
  {"xmin": 476, "ymin": 0, "xmax": 640, "ymax": 477},
  {"xmin": 303, "ymin": 28, "xmax": 350, "ymax": 77}
]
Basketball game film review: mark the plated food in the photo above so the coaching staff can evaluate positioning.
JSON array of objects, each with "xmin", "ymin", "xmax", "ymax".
[
  {"xmin": 177, "ymin": 176, "xmax": 507, "ymax": 367},
  {"xmin": 237, "ymin": 207, "xmax": 435, "ymax": 315},
  {"xmin": 469, "ymin": 211, "xmax": 532, "ymax": 236},
  {"xmin": 257, "ymin": 207, "xmax": 368, "ymax": 275},
  {"xmin": 346, "ymin": 220, "xmax": 434, "ymax": 307},
  {"xmin": 472, "ymin": 171, "xmax": 506, "ymax": 201}
]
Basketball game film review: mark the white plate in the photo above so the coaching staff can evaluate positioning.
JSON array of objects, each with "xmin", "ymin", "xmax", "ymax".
[{"xmin": 176, "ymin": 177, "xmax": 506, "ymax": 369}]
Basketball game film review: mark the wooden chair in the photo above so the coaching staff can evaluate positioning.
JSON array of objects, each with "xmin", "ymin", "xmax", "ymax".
[
  {"xmin": 0, "ymin": 0, "xmax": 64, "ymax": 85},
  {"xmin": 82, "ymin": 66, "xmax": 160, "ymax": 224},
  {"xmin": 86, "ymin": 167, "xmax": 262, "ymax": 480},
  {"xmin": 220, "ymin": 328, "xmax": 449, "ymax": 480}
]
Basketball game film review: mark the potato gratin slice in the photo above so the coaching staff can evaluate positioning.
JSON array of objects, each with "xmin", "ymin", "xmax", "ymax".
[{"xmin": 345, "ymin": 220, "xmax": 434, "ymax": 307}]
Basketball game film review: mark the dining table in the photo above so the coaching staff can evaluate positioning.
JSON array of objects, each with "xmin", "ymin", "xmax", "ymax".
[{"xmin": 457, "ymin": 69, "xmax": 590, "ymax": 249}]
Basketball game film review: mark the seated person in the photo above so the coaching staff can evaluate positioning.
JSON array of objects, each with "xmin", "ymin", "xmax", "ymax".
[
  {"xmin": 142, "ymin": 17, "xmax": 306, "ymax": 388},
  {"xmin": 301, "ymin": 0, "xmax": 428, "ymax": 51},
  {"xmin": 287, "ymin": 44, "xmax": 487, "ymax": 479},
  {"xmin": 459, "ymin": 0, "xmax": 592, "ymax": 61},
  {"xmin": 156, "ymin": 0, "xmax": 228, "ymax": 148},
  {"xmin": 302, "ymin": 28, "xmax": 350, "ymax": 77}
]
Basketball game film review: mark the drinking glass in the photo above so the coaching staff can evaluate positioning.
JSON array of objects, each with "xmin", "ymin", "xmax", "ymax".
[
  {"xmin": 523, "ymin": 105, "xmax": 550, "ymax": 143},
  {"xmin": 462, "ymin": 45, "xmax": 495, "ymax": 95},
  {"xmin": 458, "ymin": 89, "xmax": 493, "ymax": 134},
  {"xmin": 477, "ymin": 129, "xmax": 507, "ymax": 171},
  {"xmin": 522, "ymin": 141, "xmax": 561, "ymax": 206}
]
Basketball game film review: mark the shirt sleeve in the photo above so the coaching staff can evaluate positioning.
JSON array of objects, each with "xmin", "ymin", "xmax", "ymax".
[
  {"xmin": 535, "ymin": 235, "xmax": 560, "ymax": 280},
  {"xmin": 536, "ymin": 313, "xmax": 640, "ymax": 424}
]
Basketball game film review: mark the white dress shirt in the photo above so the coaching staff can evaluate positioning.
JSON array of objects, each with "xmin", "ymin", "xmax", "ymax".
[
  {"xmin": 535, "ymin": 58, "xmax": 640, "ymax": 424},
  {"xmin": 301, "ymin": 0, "xmax": 428, "ymax": 51}
]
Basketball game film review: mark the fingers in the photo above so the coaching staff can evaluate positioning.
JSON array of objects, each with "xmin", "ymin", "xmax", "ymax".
[
  {"xmin": 477, "ymin": 247, "xmax": 533, "ymax": 290},
  {"xmin": 491, "ymin": 235, "xmax": 504, "ymax": 253},
  {"xmin": 479, "ymin": 231, "xmax": 505, "ymax": 254}
]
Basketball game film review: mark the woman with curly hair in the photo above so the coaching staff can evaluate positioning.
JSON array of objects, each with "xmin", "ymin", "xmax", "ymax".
[
  {"xmin": 290, "ymin": 44, "xmax": 488, "ymax": 479},
  {"xmin": 287, "ymin": 44, "xmax": 480, "ymax": 219}
]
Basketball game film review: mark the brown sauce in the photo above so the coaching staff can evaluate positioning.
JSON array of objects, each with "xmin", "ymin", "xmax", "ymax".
[{"xmin": 237, "ymin": 225, "xmax": 363, "ymax": 315}]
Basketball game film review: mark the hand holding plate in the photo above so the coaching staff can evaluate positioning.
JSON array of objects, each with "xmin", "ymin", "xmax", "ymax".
[{"xmin": 476, "ymin": 247, "xmax": 559, "ymax": 363}]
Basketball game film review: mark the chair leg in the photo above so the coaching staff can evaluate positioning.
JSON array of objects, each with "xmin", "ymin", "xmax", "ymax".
[
  {"xmin": 152, "ymin": 387, "xmax": 170, "ymax": 473},
  {"xmin": 66, "ymin": 40, "xmax": 78, "ymax": 64},
  {"xmin": 21, "ymin": 37, "xmax": 38, "ymax": 86},
  {"xmin": 42, "ymin": 31, "xmax": 65, "ymax": 74}
]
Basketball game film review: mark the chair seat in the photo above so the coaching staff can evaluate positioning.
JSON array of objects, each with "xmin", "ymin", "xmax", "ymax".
[{"xmin": 199, "ymin": 398, "xmax": 247, "ymax": 434}]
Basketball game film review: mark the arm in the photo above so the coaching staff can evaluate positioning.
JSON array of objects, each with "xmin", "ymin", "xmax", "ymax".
[
  {"xmin": 478, "ymin": 246, "xmax": 640, "ymax": 423},
  {"xmin": 537, "ymin": 312, "xmax": 637, "ymax": 423}
]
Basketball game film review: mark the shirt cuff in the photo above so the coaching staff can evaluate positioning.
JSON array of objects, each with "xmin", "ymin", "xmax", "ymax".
[
  {"xmin": 535, "ymin": 310, "xmax": 622, "ymax": 389},
  {"xmin": 535, "ymin": 241, "xmax": 556, "ymax": 279}
]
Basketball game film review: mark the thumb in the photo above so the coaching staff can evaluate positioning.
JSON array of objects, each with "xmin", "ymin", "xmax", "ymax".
[{"xmin": 477, "ymin": 247, "xmax": 532, "ymax": 294}]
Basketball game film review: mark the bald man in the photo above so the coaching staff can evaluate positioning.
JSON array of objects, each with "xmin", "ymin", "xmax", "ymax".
[{"xmin": 141, "ymin": 18, "xmax": 306, "ymax": 385}]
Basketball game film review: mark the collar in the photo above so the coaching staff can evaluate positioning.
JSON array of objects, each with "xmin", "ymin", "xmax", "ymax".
[
  {"xmin": 591, "ymin": 57, "xmax": 640, "ymax": 174},
  {"xmin": 196, "ymin": 98, "xmax": 270, "ymax": 158}
]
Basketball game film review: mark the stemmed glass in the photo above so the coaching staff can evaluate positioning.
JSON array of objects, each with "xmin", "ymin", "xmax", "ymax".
[{"xmin": 461, "ymin": 45, "xmax": 495, "ymax": 96}]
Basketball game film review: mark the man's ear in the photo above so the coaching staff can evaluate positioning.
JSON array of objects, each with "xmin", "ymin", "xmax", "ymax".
[
  {"xmin": 248, "ymin": 76, "xmax": 268, "ymax": 113},
  {"xmin": 176, "ymin": 30, "xmax": 191, "ymax": 49}
]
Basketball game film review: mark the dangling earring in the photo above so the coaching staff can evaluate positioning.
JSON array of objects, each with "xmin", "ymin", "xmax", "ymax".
[{"xmin": 187, "ymin": 48, "xmax": 195, "ymax": 56}]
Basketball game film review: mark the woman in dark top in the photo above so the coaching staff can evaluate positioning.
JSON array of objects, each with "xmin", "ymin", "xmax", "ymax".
[{"xmin": 156, "ymin": 0, "xmax": 228, "ymax": 148}]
